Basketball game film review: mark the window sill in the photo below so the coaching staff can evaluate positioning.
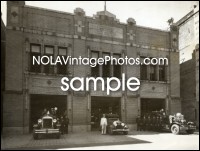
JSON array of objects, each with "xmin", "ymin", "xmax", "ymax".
[
  {"xmin": 27, "ymin": 72, "xmax": 68, "ymax": 77},
  {"xmin": 140, "ymin": 80, "xmax": 168, "ymax": 84}
]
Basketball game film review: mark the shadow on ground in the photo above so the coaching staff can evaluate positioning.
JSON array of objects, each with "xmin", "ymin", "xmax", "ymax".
[
  {"xmin": 3, "ymin": 130, "xmax": 198, "ymax": 150},
  {"xmin": 1, "ymin": 131, "xmax": 151, "ymax": 150}
]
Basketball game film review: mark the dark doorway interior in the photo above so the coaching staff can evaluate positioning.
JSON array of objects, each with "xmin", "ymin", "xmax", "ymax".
[
  {"xmin": 91, "ymin": 96, "xmax": 121, "ymax": 131},
  {"xmin": 30, "ymin": 94, "xmax": 67, "ymax": 132},
  {"xmin": 141, "ymin": 98, "xmax": 165, "ymax": 116}
]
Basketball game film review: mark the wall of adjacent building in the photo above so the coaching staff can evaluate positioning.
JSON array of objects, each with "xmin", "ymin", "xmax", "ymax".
[
  {"xmin": 1, "ymin": 15, "xmax": 6, "ymax": 133},
  {"xmin": 180, "ymin": 57, "xmax": 196, "ymax": 121},
  {"xmin": 195, "ymin": 45, "xmax": 199, "ymax": 127},
  {"xmin": 180, "ymin": 46, "xmax": 199, "ymax": 127},
  {"xmin": 177, "ymin": 5, "xmax": 199, "ymax": 64},
  {"xmin": 177, "ymin": 3, "xmax": 199, "ymax": 127}
]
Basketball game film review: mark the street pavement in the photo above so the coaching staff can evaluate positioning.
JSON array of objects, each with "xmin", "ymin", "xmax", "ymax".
[
  {"xmin": 1, "ymin": 131, "xmax": 199, "ymax": 150},
  {"xmin": 64, "ymin": 131, "xmax": 199, "ymax": 150}
]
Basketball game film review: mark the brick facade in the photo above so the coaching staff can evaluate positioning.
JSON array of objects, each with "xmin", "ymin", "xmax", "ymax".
[
  {"xmin": 3, "ymin": 1, "xmax": 181, "ymax": 134},
  {"xmin": 196, "ymin": 45, "xmax": 199, "ymax": 127},
  {"xmin": 177, "ymin": 4, "xmax": 199, "ymax": 128},
  {"xmin": 180, "ymin": 46, "xmax": 199, "ymax": 128}
]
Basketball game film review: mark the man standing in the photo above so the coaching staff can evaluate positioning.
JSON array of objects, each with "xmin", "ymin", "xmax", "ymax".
[
  {"xmin": 147, "ymin": 115, "xmax": 151, "ymax": 131},
  {"xmin": 50, "ymin": 108, "xmax": 55, "ymax": 116},
  {"xmin": 100, "ymin": 114, "xmax": 107, "ymax": 135},
  {"xmin": 160, "ymin": 109, "xmax": 166, "ymax": 116},
  {"xmin": 54, "ymin": 107, "xmax": 58, "ymax": 117},
  {"xmin": 60, "ymin": 116, "xmax": 65, "ymax": 134},
  {"xmin": 64, "ymin": 115, "xmax": 69, "ymax": 134},
  {"xmin": 155, "ymin": 116, "xmax": 160, "ymax": 131},
  {"xmin": 63, "ymin": 109, "xmax": 69, "ymax": 134},
  {"xmin": 159, "ymin": 116, "xmax": 163, "ymax": 131},
  {"xmin": 152, "ymin": 115, "xmax": 156, "ymax": 131},
  {"xmin": 142, "ymin": 115, "xmax": 146, "ymax": 131},
  {"xmin": 42, "ymin": 108, "xmax": 47, "ymax": 116},
  {"xmin": 136, "ymin": 115, "xmax": 141, "ymax": 131}
]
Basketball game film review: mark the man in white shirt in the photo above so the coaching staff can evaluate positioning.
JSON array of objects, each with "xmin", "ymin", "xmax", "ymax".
[{"xmin": 100, "ymin": 114, "xmax": 107, "ymax": 134}]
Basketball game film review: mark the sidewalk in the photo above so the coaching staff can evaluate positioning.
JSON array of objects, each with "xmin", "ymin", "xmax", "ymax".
[{"xmin": 1, "ymin": 131, "xmax": 151, "ymax": 150}]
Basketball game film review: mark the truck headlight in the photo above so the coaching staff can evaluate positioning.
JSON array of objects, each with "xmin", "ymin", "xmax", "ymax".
[
  {"xmin": 188, "ymin": 122, "xmax": 194, "ymax": 125},
  {"xmin": 53, "ymin": 119, "xmax": 57, "ymax": 123},
  {"xmin": 38, "ymin": 119, "xmax": 42, "ymax": 123}
]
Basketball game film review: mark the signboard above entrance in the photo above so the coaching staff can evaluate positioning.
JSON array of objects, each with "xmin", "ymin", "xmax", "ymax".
[{"xmin": 89, "ymin": 23, "xmax": 123, "ymax": 39}]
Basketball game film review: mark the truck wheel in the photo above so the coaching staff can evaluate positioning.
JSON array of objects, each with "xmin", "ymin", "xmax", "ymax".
[
  {"xmin": 123, "ymin": 131, "xmax": 128, "ymax": 135},
  {"xmin": 186, "ymin": 130, "xmax": 195, "ymax": 134},
  {"xmin": 33, "ymin": 133, "xmax": 38, "ymax": 140},
  {"xmin": 108, "ymin": 128, "xmax": 113, "ymax": 135},
  {"xmin": 110, "ymin": 130, "xmax": 114, "ymax": 135},
  {"xmin": 171, "ymin": 124, "xmax": 180, "ymax": 135},
  {"xmin": 56, "ymin": 133, "xmax": 61, "ymax": 139}
]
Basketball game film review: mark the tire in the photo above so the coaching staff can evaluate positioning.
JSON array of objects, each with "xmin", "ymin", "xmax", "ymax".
[
  {"xmin": 123, "ymin": 131, "xmax": 128, "ymax": 135},
  {"xmin": 33, "ymin": 133, "xmax": 38, "ymax": 140},
  {"xmin": 56, "ymin": 133, "xmax": 61, "ymax": 139},
  {"xmin": 186, "ymin": 130, "xmax": 195, "ymax": 134},
  {"xmin": 109, "ymin": 129, "xmax": 113, "ymax": 135},
  {"xmin": 171, "ymin": 124, "xmax": 180, "ymax": 135}
]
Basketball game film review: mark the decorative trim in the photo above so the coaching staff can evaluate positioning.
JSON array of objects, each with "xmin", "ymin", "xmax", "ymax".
[
  {"xmin": 7, "ymin": 26, "xmax": 172, "ymax": 52},
  {"xmin": 4, "ymin": 90, "xmax": 23, "ymax": 94}
]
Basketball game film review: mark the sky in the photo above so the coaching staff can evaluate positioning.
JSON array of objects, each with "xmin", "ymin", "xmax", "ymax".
[{"xmin": 1, "ymin": 1, "xmax": 198, "ymax": 30}]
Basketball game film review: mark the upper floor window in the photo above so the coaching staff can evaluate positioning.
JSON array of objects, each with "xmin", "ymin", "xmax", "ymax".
[
  {"xmin": 102, "ymin": 52, "xmax": 111, "ymax": 78},
  {"xmin": 30, "ymin": 44, "xmax": 41, "ymax": 73},
  {"xmin": 57, "ymin": 47, "xmax": 68, "ymax": 75},
  {"xmin": 91, "ymin": 51, "xmax": 100, "ymax": 77},
  {"xmin": 113, "ymin": 54, "xmax": 122, "ymax": 79},
  {"xmin": 159, "ymin": 65, "xmax": 166, "ymax": 82},
  {"xmin": 44, "ymin": 46, "xmax": 54, "ymax": 74},
  {"xmin": 150, "ymin": 58, "xmax": 157, "ymax": 81},
  {"xmin": 140, "ymin": 57, "xmax": 148, "ymax": 80}
]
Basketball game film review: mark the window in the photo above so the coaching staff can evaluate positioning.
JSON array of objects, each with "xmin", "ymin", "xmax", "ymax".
[
  {"xmin": 77, "ymin": 21, "xmax": 83, "ymax": 33},
  {"xmin": 113, "ymin": 54, "xmax": 122, "ymax": 78},
  {"xmin": 150, "ymin": 66, "xmax": 156, "ymax": 81},
  {"xmin": 159, "ymin": 65, "xmax": 166, "ymax": 81},
  {"xmin": 44, "ymin": 46, "xmax": 54, "ymax": 74},
  {"xmin": 91, "ymin": 51, "xmax": 99, "ymax": 77},
  {"xmin": 57, "ymin": 47, "xmax": 68, "ymax": 75},
  {"xmin": 140, "ymin": 57, "xmax": 148, "ymax": 80},
  {"xmin": 102, "ymin": 52, "xmax": 111, "ymax": 78},
  {"xmin": 150, "ymin": 59, "xmax": 157, "ymax": 81},
  {"xmin": 30, "ymin": 44, "xmax": 41, "ymax": 73}
]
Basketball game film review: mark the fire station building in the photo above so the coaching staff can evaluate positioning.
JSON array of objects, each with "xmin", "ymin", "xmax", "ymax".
[{"xmin": 3, "ymin": 1, "xmax": 180, "ymax": 134}]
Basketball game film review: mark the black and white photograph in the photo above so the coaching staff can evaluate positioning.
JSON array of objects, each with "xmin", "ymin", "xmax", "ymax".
[{"xmin": 1, "ymin": 1, "xmax": 199, "ymax": 150}]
